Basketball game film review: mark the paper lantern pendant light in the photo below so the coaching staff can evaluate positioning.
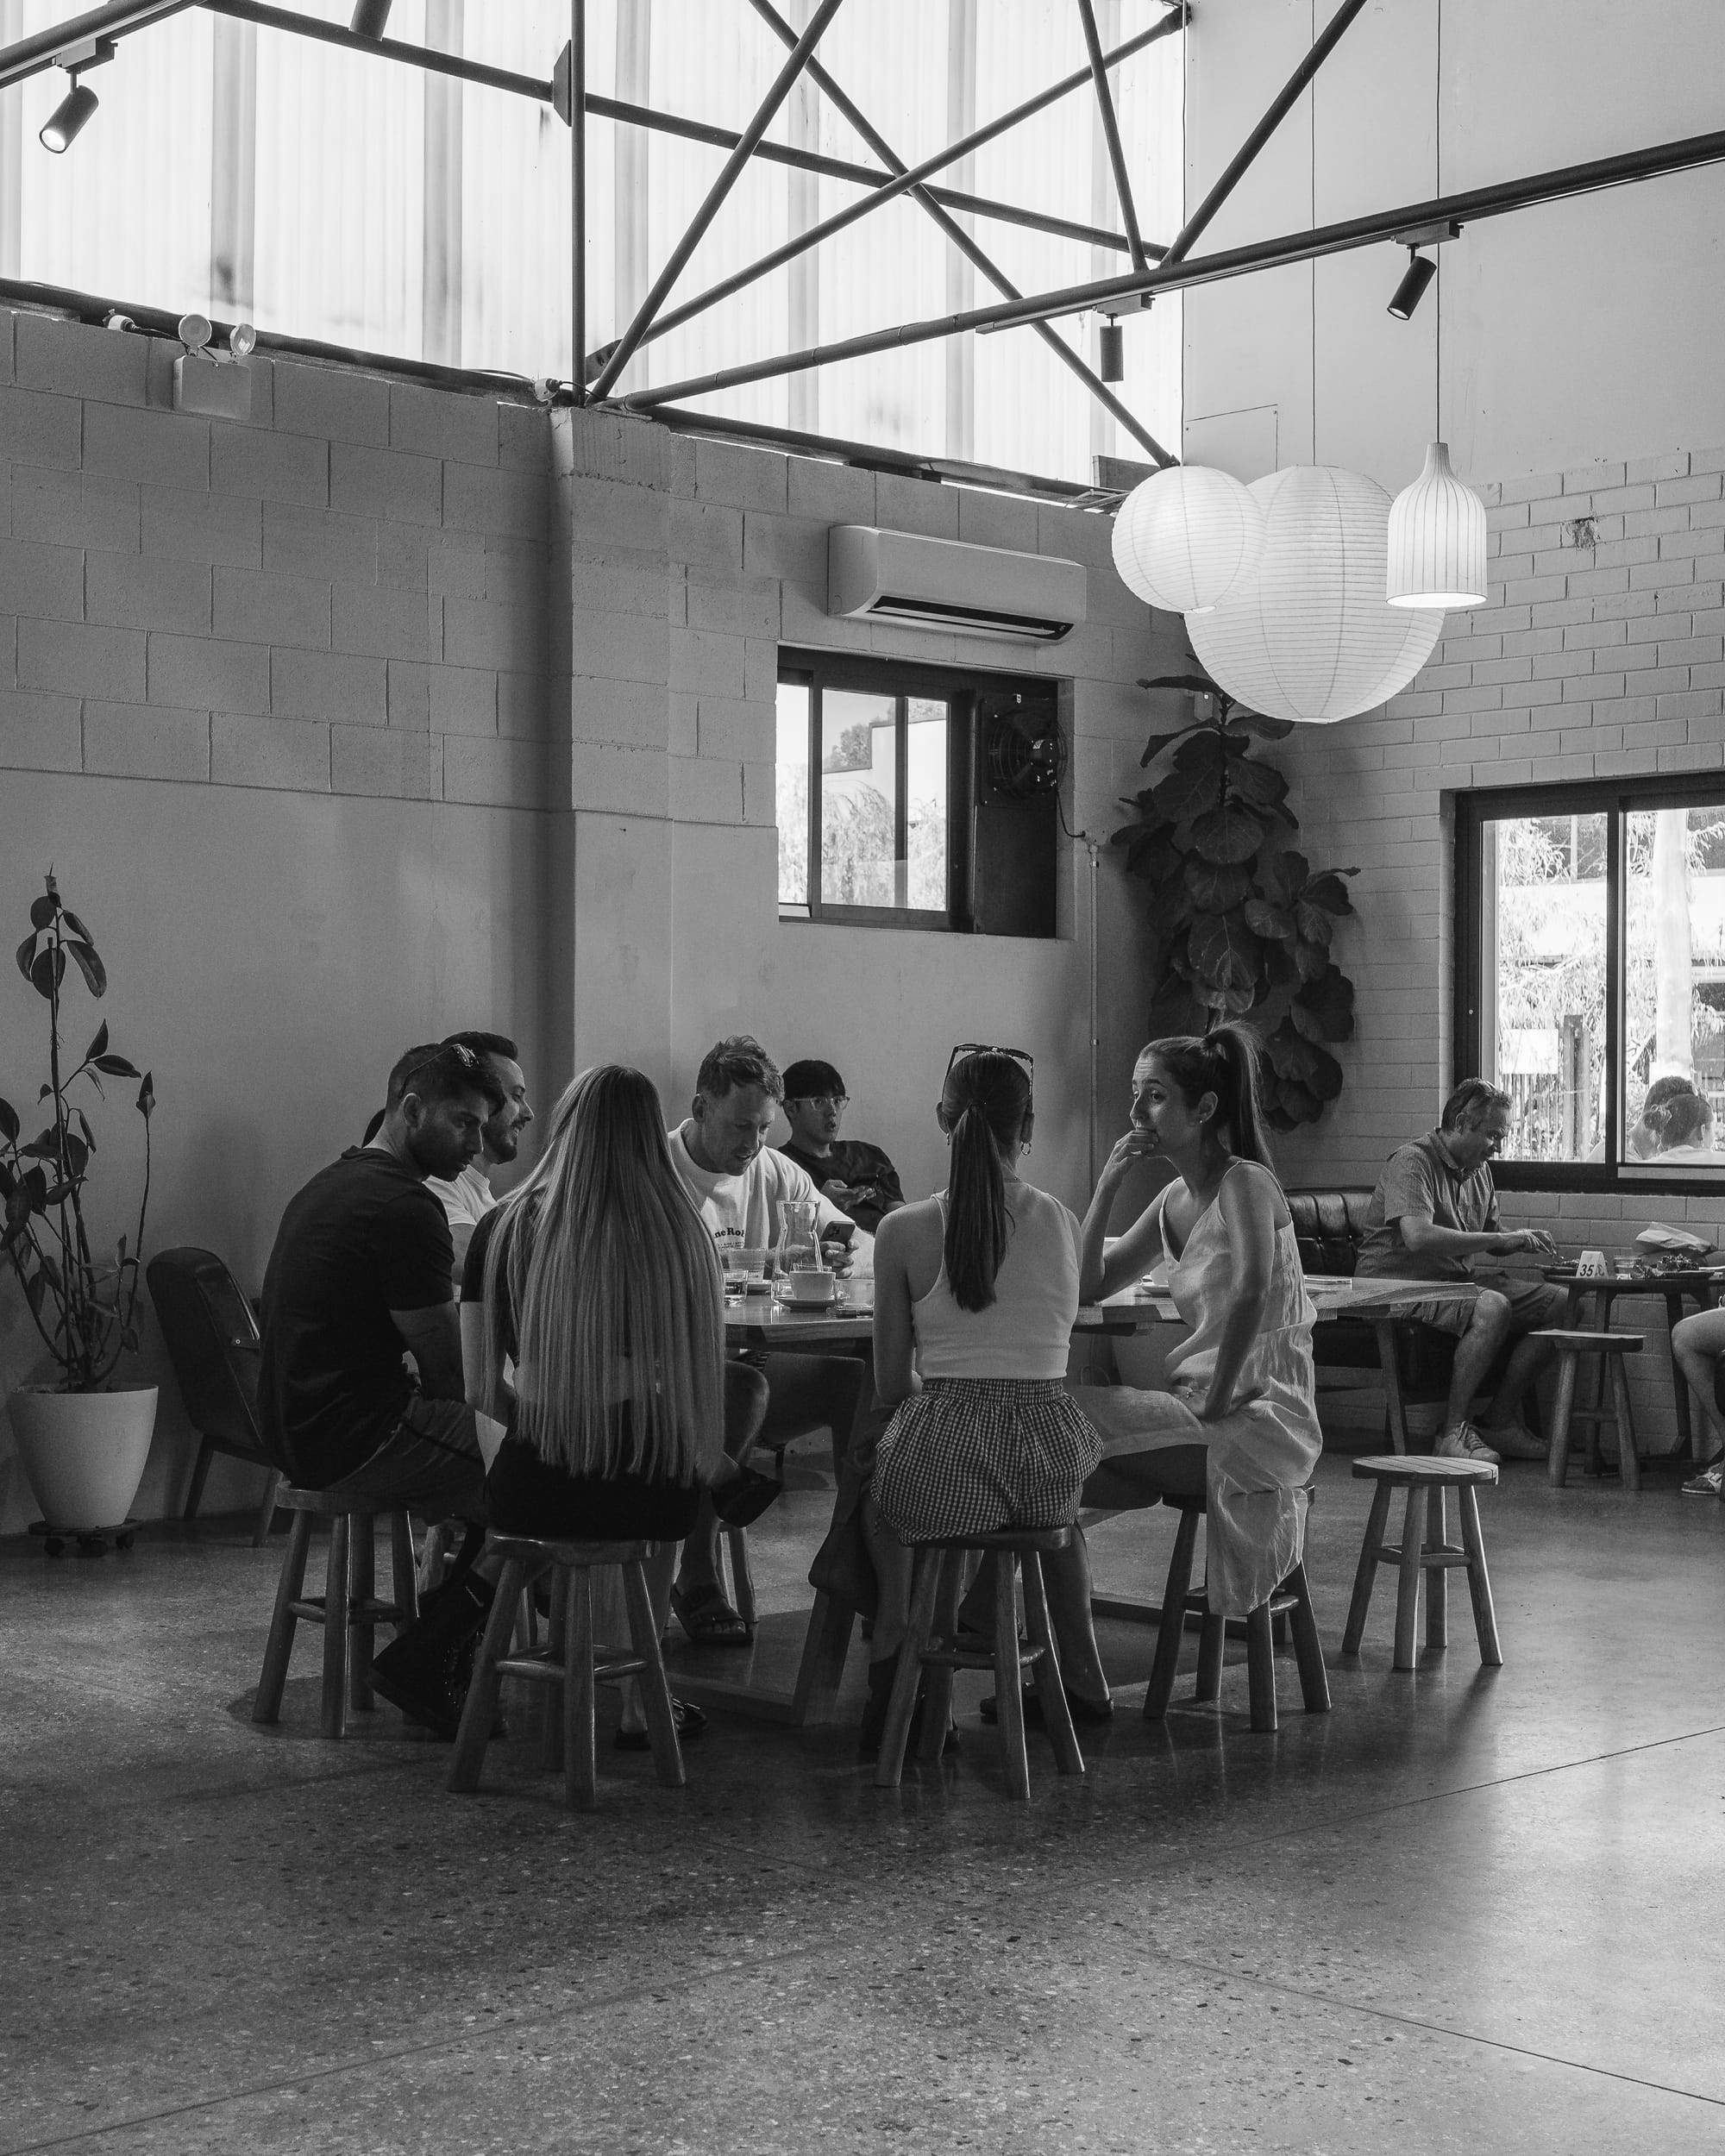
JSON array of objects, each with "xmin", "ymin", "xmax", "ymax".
[
  {"xmin": 1387, "ymin": 441, "xmax": 1488, "ymax": 607},
  {"xmin": 1111, "ymin": 465, "xmax": 1267, "ymax": 615},
  {"xmin": 1186, "ymin": 466, "xmax": 1443, "ymax": 725}
]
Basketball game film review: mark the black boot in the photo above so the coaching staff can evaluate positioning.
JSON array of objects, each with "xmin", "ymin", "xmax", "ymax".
[{"xmin": 373, "ymin": 1571, "xmax": 497, "ymax": 1740}]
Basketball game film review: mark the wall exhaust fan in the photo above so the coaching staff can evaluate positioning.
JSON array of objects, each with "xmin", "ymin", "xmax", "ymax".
[{"xmin": 827, "ymin": 524, "xmax": 1087, "ymax": 643}]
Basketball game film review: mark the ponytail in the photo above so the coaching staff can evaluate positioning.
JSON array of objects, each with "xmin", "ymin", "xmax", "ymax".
[
  {"xmin": 1145, "ymin": 1023, "xmax": 1274, "ymax": 1169},
  {"xmin": 941, "ymin": 1050, "xmax": 1032, "ymax": 1312}
]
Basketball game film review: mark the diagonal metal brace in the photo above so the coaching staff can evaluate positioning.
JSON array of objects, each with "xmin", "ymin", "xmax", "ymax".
[
  {"xmin": 1075, "ymin": 0, "xmax": 1149, "ymax": 274},
  {"xmin": 586, "ymin": 0, "xmax": 845, "ymax": 404}
]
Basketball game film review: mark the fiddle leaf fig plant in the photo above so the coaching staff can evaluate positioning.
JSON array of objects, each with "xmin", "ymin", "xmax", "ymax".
[
  {"xmin": 1112, "ymin": 672, "xmax": 1359, "ymax": 1131},
  {"xmin": 2, "ymin": 874, "xmax": 154, "ymax": 1390}
]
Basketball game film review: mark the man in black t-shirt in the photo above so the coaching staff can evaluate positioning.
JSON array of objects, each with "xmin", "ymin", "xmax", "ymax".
[
  {"xmin": 775, "ymin": 1059, "xmax": 905, "ymax": 1235},
  {"xmin": 260, "ymin": 1041, "xmax": 505, "ymax": 1506}
]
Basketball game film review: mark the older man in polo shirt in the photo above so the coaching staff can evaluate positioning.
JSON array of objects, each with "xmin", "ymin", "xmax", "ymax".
[{"xmin": 1355, "ymin": 1078, "xmax": 1564, "ymax": 1464}]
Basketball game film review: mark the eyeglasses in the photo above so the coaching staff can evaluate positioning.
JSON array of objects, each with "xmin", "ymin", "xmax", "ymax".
[
  {"xmin": 790, "ymin": 1094, "xmax": 849, "ymax": 1112},
  {"xmin": 945, "ymin": 1043, "xmax": 1034, "ymax": 1106}
]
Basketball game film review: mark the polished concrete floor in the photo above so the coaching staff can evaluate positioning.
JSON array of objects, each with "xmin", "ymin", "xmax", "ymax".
[{"xmin": 3, "ymin": 1451, "xmax": 1723, "ymax": 2154}]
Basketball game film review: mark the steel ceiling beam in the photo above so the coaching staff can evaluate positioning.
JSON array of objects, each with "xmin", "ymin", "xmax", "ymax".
[
  {"xmin": 747, "ymin": 0, "xmax": 1172, "ymax": 466},
  {"xmin": 586, "ymin": 0, "xmax": 845, "ymax": 404},
  {"xmin": 200, "ymin": 0, "xmax": 554, "ymax": 99},
  {"xmin": 589, "ymin": 5, "xmax": 1182, "ymax": 373},
  {"xmin": 618, "ymin": 128, "xmax": 1725, "ymax": 407},
  {"xmin": 1075, "ymin": 0, "xmax": 1148, "ymax": 274},
  {"xmin": 1164, "ymin": 0, "xmax": 1368, "ymax": 267},
  {"xmin": 0, "ymin": 0, "xmax": 195, "ymax": 91},
  {"xmin": 586, "ymin": 91, "xmax": 1139, "ymax": 259}
]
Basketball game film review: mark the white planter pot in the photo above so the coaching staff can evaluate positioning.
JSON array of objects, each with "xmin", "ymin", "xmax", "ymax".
[{"xmin": 8, "ymin": 1385, "xmax": 158, "ymax": 1530}]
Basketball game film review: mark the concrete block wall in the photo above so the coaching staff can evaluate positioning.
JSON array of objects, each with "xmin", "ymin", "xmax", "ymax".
[
  {"xmin": 0, "ymin": 309, "xmax": 553, "ymax": 809},
  {"xmin": 1271, "ymin": 444, "xmax": 1725, "ymax": 1453}
]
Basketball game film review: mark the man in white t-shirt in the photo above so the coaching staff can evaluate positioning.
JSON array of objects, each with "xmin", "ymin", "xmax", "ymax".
[
  {"xmin": 423, "ymin": 1031, "xmax": 535, "ymax": 1280},
  {"xmin": 666, "ymin": 1035, "xmax": 873, "ymax": 1645}
]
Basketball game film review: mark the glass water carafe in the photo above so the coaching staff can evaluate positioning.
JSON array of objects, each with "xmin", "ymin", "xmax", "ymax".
[{"xmin": 774, "ymin": 1199, "xmax": 825, "ymax": 1300}]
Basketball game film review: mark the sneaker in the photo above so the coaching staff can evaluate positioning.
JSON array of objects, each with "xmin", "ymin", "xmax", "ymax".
[
  {"xmin": 1436, "ymin": 1422, "xmax": 1501, "ymax": 1465},
  {"xmin": 1476, "ymin": 1419, "xmax": 1548, "ymax": 1461},
  {"xmin": 1682, "ymin": 1463, "xmax": 1723, "ymax": 1497}
]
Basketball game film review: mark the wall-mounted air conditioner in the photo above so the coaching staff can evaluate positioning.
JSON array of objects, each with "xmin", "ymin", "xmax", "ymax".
[{"xmin": 826, "ymin": 524, "xmax": 1087, "ymax": 643}]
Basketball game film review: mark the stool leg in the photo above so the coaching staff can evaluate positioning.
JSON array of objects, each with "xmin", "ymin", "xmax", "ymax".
[
  {"xmin": 917, "ymin": 1549, "xmax": 965, "ymax": 1769},
  {"xmin": 1284, "ymin": 1564, "xmax": 1331, "ymax": 1713},
  {"xmin": 1143, "ymin": 1505, "xmax": 1200, "ymax": 1720},
  {"xmin": 389, "ymin": 1510, "xmax": 417, "ymax": 1629},
  {"xmin": 1458, "ymin": 1485, "xmax": 1502, "ymax": 1667},
  {"xmin": 724, "ymin": 1526, "xmax": 758, "ymax": 1633},
  {"xmin": 349, "ymin": 1512, "xmax": 377, "ymax": 1713},
  {"xmin": 543, "ymin": 1568, "xmax": 569, "ymax": 1769},
  {"xmin": 449, "ymin": 1557, "xmax": 525, "ymax": 1792},
  {"xmin": 623, "ymin": 1559, "xmax": 686, "ymax": 1790},
  {"xmin": 252, "ymin": 1470, "xmax": 282, "ymax": 1549},
  {"xmin": 1023, "ymin": 1552, "xmax": 1083, "ymax": 1777},
  {"xmin": 1194, "ymin": 1593, "xmax": 1225, "ymax": 1703},
  {"xmin": 1245, "ymin": 1603, "xmax": 1277, "ymax": 1733},
  {"xmin": 1548, "ymin": 1349, "xmax": 1578, "ymax": 1487},
  {"xmin": 320, "ymin": 1514, "xmax": 351, "ymax": 1739},
  {"xmin": 875, "ymin": 1548, "xmax": 940, "ymax": 1788},
  {"xmin": 1608, "ymin": 1355, "xmax": 1640, "ymax": 1491},
  {"xmin": 1425, "ymin": 1485, "xmax": 1448, "ymax": 1651},
  {"xmin": 254, "ymin": 1509, "xmax": 313, "ymax": 1723},
  {"xmin": 564, "ymin": 1566, "xmax": 598, "ymax": 1811},
  {"xmin": 994, "ymin": 1554, "xmax": 1032, "ymax": 1800},
  {"xmin": 1341, "ymin": 1482, "xmax": 1392, "ymax": 1656},
  {"xmin": 1392, "ymin": 1485, "xmax": 1428, "ymax": 1673}
]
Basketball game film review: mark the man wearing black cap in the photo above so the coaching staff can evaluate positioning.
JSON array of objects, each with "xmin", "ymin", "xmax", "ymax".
[{"xmin": 775, "ymin": 1059, "xmax": 906, "ymax": 1234}]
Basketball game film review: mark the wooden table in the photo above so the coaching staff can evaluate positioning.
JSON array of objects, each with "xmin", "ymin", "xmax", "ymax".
[
  {"xmin": 1544, "ymin": 1266, "xmax": 1723, "ymax": 1463},
  {"xmin": 673, "ymin": 1278, "xmax": 1467, "ymax": 1726}
]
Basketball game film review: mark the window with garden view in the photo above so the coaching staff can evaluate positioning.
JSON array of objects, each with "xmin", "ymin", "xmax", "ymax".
[
  {"xmin": 776, "ymin": 654, "xmax": 969, "ymax": 929},
  {"xmin": 1459, "ymin": 780, "xmax": 1725, "ymax": 1181}
]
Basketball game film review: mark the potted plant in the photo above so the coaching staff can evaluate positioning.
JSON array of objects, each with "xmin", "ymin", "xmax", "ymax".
[
  {"xmin": 1112, "ymin": 672, "xmax": 1359, "ymax": 1130},
  {"xmin": 2, "ymin": 874, "xmax": 157, "ymax": 1533}
]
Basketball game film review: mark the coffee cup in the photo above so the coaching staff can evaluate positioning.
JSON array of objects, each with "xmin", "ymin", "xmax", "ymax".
[{"xmin": 780, "ymin": 1267, "xmax": 836, "ymax": 1307}]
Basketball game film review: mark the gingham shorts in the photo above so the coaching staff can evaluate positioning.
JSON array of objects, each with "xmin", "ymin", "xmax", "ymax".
[{"xmin": 871, "ymin": 1378, "xmax": 1102, "ymax": 1545}]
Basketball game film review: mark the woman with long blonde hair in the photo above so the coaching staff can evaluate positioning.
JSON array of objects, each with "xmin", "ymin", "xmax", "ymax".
[{"xmin": 461, "ymin": 1064, "xmax": 730, "ymax": 1742}]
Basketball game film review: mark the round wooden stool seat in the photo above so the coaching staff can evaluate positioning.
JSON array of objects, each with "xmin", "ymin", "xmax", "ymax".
[
  {"xmin": 1529, "ymin": 1329, "xmax": 1646, "ymax": 1489},
  {"xmin": 484, "ymin": 1535, "xmax": 655, "ymax": 1568},
  {"xmin": 1344, "ymin": 1457, "xmax": 1501, "ymax": 1671},
  {"xmin": 923, "ymin": 1525, "xmax": 1074, "ymax": 1556}
]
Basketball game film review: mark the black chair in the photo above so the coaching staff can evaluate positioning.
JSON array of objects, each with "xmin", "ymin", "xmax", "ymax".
[
  {"xmin": 1284, "ymin": 1191, "xmax": 1534, "ymax": 1452},
  {"xmin": 147, "ymin": 1246, "xmax": 282, "ymax": 1545}
]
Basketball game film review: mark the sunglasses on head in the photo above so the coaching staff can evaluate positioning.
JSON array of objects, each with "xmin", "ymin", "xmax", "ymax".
[{"xmin": 944, "ymin": 1042, "xmax": 1034, "ymax": 1107}]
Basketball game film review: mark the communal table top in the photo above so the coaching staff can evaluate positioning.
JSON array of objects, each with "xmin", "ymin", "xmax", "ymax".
[{"xmin": 722, "ymin": 1272, "xmax": 1470, "ymax": 1343}]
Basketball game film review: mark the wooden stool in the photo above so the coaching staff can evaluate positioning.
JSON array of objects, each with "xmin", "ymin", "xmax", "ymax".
[
  {"xmin": 449, "ymin": 1536, "xmax": 684, "ymax": 1810},
  {"xmin": 1143, "ymin": 1495, "xmax": 1329, "ymax": 1733},
  {"xmin": 875, "ymin": 1527, "xmax": 1083, "ymax": 1800},
  {"xmin": 1535, "ymin": 1328, "xmax": 1644, "ymax": 1491},
  {"xmin": 1341, "ymin": 1457, "xmax": 1501, "ymax": 1672},
  {"xmin": 253, "ymin": 1487, "xmax": 419, "ymax": 1739}
]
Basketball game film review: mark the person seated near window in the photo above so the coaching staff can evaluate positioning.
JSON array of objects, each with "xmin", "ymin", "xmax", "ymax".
[
  {"xmin": 1353, "ymin": 1078, "xmax": 1563, "ymax": 1463},
  {"xmin": 868, "ymin": 1049, "xmax": 1111, "ymax": 1754},
  {"xmin": 1070, "ymin": 1028, "xmax": 1324, "ymax": 1635},
  {"xmin": 666, "ymin": 1034, "xmax": 866, "ymax": 1647},
  {"xmin": 462, "ymin": 1064, "xmax": 755, "ymax": 1747},
  {"xmin": 1630, "ymin": 1075, "xmax": 1716, "ymax": 1160},
  {"xmin": 259, "ymin": 1040, "xmax": 508, "ymax": 1736},
  {"xmin": 775, "ymin": 1060, "xmax": 906, "ymax": 1235}
]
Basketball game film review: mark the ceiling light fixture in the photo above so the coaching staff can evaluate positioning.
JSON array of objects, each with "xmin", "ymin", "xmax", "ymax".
[
  {"xmin": 1387, "ymin": 441, "xmax": 1488, "ymax": 607},
  {"xmin": 1097, "ymin": 317, "xmax": 1125, "ymax": 384},
  {"xmin": 38, "ymin": 37, "xmax": 115, "ymax": 154},
  {"xmin": 350, "ymin": 0, "xmax": 392, "ymax": 36},
  {"xmin": 1387, "ymin": 249, "xmax": 1437, "ymax": 321}
]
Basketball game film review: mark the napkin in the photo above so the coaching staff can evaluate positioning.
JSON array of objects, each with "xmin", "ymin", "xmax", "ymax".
[{"xmin": 1634, "ymin": 1221, "xmax": 1715, "ymax": 1256}]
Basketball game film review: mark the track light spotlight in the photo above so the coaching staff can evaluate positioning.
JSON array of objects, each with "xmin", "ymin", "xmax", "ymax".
[
  {"xmin": 40, "ymin": 75, "xmax": 99, "ymax": 154},
  {"xmin": 1098, "ymin": 318, "xmax": 1125, "ymax": 384},
  {"xmin": 1387, "ymin": 248, "xmax": 1438, "ymax": 322},
  {"xmin": 350, "ymin": 0, "xmax": 392, "ymax": 35},
  {"xmin": 229, "ymin": 322, "xmax": 258, "ymax": 360}
]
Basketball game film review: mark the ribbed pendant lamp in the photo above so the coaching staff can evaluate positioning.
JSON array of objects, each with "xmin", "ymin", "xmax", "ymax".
[{"xmin": 1386, "ymin": 441, "xmax": 1488, "ymax": 607}]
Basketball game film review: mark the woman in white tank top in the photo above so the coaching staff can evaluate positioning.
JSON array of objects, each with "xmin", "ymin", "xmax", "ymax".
[{"xmin": 861, "ymin": 1051, "xmax": 1107, "ymax": 1752}]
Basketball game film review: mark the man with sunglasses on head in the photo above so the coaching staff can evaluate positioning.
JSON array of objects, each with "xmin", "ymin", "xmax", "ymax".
[{"xmin": 775, "ymin": 1059, "xmax": 905, "ymax": 1235}]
